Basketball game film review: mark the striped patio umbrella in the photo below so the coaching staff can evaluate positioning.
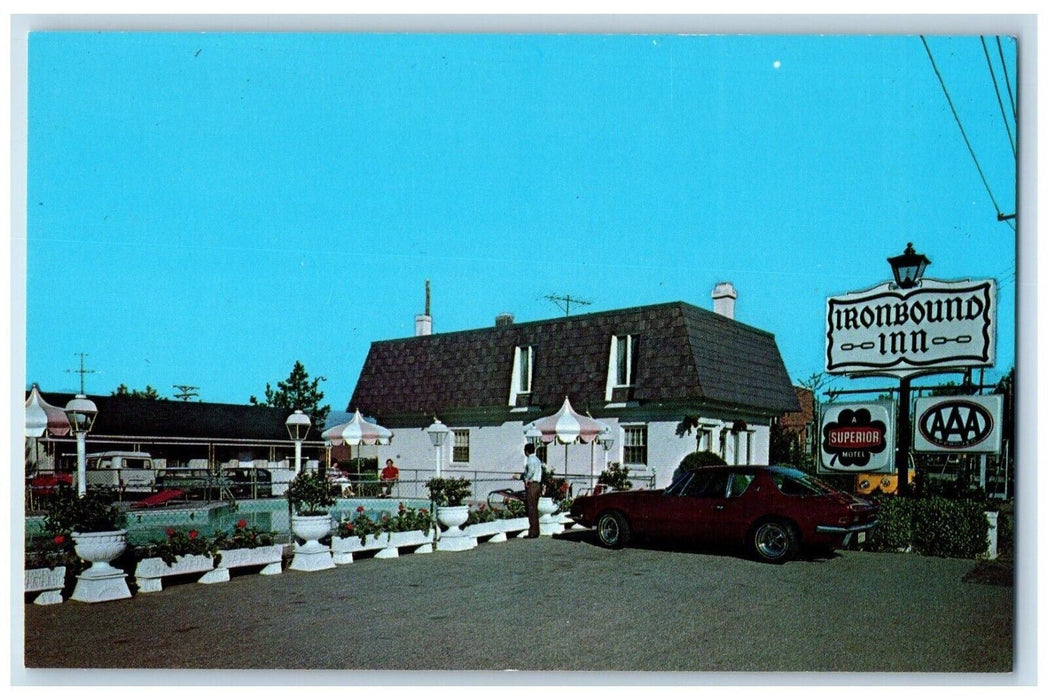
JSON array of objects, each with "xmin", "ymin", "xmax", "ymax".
[
  {"xmin": 321, "ymin": 409, "xmax": 393, "ymax": 446},
  {"xmin": 25, "ymin": 385, "xmax": 71, "ymax": 438},
  {"xmin": 523, "ymin": 397, "xmax": 609, "ymax": 480}
]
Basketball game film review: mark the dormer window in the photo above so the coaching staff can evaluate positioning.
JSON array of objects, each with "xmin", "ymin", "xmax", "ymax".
[
  {"xmin": 508, "ymin": 345, "xmax": 534, "ymax": 406},
  {"xmin": 613, "ymin": 334, "xmax": 638, "ymax": 386}
]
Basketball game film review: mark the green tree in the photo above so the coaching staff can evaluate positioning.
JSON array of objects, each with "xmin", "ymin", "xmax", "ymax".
[
  {"xmin": 250, "ymin": 361, "xmax": 330, "ymax": 429},
  {"xmin": 112, "ymin": 384, "xmax": 163, "ymax": 399}
]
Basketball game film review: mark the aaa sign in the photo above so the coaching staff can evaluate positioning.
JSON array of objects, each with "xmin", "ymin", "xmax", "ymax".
[{"xmin": 913, "ymin": 394, "xmax": 1003, "ymax": 454}]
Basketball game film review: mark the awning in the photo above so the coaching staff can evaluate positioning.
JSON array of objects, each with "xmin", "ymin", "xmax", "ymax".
[{"xmin": 25, "ymin": 385, "xmax": 71, "ymax": 438}]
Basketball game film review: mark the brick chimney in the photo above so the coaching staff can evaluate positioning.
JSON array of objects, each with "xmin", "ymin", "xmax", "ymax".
[
  {"xmin": 712, "ymin": 282, "xmax": 737, "ymax": 319},
  {"xmin": 415, "ymin": 280, "xmax": 432, "ymax": 336}
]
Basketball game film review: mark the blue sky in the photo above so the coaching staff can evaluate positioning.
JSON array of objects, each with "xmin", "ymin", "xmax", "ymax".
[{"xmin": 23, "ymin": 31, "xmax": 1018, "ymax": 407}]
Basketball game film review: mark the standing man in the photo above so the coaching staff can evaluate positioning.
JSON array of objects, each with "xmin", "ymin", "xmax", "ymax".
[{"xmin": 520, "ymin": 443, "xmax": 543, "ymax": 538}]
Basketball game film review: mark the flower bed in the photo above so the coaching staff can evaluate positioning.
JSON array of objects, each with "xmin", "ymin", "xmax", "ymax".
[{"xmin": 332, "ymin": 503, "xmax": 435, "ymax": 563}]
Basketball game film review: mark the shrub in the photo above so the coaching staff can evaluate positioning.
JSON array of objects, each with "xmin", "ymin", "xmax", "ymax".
[
  {"xmin": 425, "ymin": 477, "xmax": 472, "ymax": 506},
  {"xmin": 286, "ymin": 471, "xmax": 337, "ymax": 515},
  {"xmin": 911, "ymin": 497, "xmax": 989, "ymax": 558},
  {"xmin": 862, "ymin": 495, "xmax": 990, "ymax": 558},
  {"xmin": 597, "ymin": 462, "xmax": 633, "ymax": 491},
  {"xmin": 214, "ymin": 519, "xmax": 275, "ymax": 550},
  {"xmin": 466, "ymin": 502, "xmax": 498, "ymax": 525},
  {"xmin": 43, "ymin": 487, "xmax": 125, "ymax": 535},
  {"xmin": 678, "ymin": 450, "xmax": 727, "ymax": 472}
]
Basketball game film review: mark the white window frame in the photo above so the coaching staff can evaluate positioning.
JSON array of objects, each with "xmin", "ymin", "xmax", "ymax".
[
  {"xmin": 605, "ymin": 334, "xmax": 638, "ymax": 401},
  {"xmin": 451, "ymin": 429, "xmax": 470, "ymax": 465},
  {"xmin": 621, "ymin": 424, "xmax": 648, "ymax": 467},
  {"xmin": 508, "ymin": 345, "xmax": 534, "ymax": 406}
]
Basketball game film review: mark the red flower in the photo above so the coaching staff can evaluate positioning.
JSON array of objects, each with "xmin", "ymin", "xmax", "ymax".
[
  {"xmin": 189, "ymin": 530, "xmax": 198, "ymax": 539},
  {"xmin": 166, "ymin": 528, "xmax": 176, "ymax": 537},
  {"xmin": 236, "ymin": 519, "xmax": 247, "ymax": 528},
  {"xmin": 478, "ymin": 503, "xmax": 486, "ymax": 510},
  {"xmin": 356, "ymin": 505, "xmax": 365, "ymax": 513},
  {"xmin": 381, "ymin": 514, "xmax": 389, "ymax": 521},
  {"xmin": 419, "ymin": 508, "xmax": 428, "ymax": 515},
  {"xmin": 345, "ymin": 523, "xmax": 354, "ymax": 532},
  {"xmin": 53, "ymin": 534, "xmax": 65, "ymax": 545}
]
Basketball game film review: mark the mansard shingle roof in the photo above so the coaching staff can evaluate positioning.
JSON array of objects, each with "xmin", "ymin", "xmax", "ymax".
[
  {"xmin": 350, "ymin": 301, "xmax": 800, "ymax": 419},
  {"xmin": 35, "ymin": 392, "xmax": 292, "ymax": 441}
]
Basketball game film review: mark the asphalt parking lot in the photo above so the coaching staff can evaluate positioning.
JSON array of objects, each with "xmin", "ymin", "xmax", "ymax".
[{"xmin": 18, "ymin": 530, "xmax": 1014, "ymax": 680}]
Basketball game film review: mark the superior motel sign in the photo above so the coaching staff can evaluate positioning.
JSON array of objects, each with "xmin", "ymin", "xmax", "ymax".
[{"xmin": 825, "ymin": 278, "xmax": 996, "ymax": 377}]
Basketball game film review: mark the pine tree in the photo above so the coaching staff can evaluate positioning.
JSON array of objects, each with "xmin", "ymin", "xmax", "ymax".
[{"xmin": 250, "ymin": 361, "xmax": 330, "ymax": 430}]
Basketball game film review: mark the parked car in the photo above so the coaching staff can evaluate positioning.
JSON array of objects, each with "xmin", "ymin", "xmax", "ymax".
[{"xmin": 569, "ymin": 465, "xmax": 879, "ymax": 563}]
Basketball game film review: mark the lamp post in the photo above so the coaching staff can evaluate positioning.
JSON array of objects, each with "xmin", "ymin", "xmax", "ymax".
[
  {"xmin": 64, "ymin": 395, "xmax": 98, "ymax": 497},
  {"xmin": 887, "ymin": 242, "xmax": 931, "ymax": 494},
  {"xmin": 426, "ymin": 418, "xmax": 450, "ymax": 477},
  {"xmin": 285, "ymin": 410, "xmax": 311, "ymax": 476}
]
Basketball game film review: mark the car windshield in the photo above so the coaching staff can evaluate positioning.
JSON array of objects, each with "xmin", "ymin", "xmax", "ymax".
[{"xmin": 770, "ymin": 469, "xmax": 835, "ymax": 497}]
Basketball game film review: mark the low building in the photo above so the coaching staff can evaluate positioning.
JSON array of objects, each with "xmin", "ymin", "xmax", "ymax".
[{"xmin": 349, "ymin": 283, "xmax": 800, "ymax": 492}]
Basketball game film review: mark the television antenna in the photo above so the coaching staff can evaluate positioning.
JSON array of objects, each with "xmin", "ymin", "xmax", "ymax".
[
  {"xmin": 172, "ymin": 384, "xmax": 199, "ymax": 401},
  {"xmin": 545, "ymin": 293, "xmax": 592, "ymax": 316},
  {"xmin": 65, "ymin": 352, "xmax": 97, "ymax": 394}
]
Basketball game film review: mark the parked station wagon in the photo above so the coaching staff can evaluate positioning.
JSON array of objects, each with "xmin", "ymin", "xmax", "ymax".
[{"xmin": 570, "ymin": 465, "xmax": 879, "ymax": 563}]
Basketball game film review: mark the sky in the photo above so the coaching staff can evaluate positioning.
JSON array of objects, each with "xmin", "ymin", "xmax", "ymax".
[{"xmin": 21, "ymin": 30, "xmax": 1019, "ymax": 409}]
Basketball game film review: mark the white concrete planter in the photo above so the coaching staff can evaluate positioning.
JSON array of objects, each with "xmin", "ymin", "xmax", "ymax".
[
  {"xmin": 499, "ymin": 517, "xmax": 531, "ymax": 539},
  {"xmin": 377, "ymin": 530, "xmax": 435, "ymax": 558},
  {"xmin": 437, "ymin": 505, "xmax": 470, "ymax": 536},
  {"xmin": 537, "ymin": 498, "xmax": 564, "ymax": 535},
  {"xmin": 71, "ymin": 530, "xmax": 131, "ymax": 603},
  {"xmin": 135, "ymin": 554, "xmax": 215, "ymax": 593},
  {"xmin": 331, "ymin": 532, "xmax": 386, "ymax": 564},
  {"xmin": 982, "ymin": 511, "xmax": 1000, "ymax": 560},
  {"xmin": 199, "ymin": 544, "xmax": 284, "ymax": 584},
  {"xmin": 289, "ymin": 513, "xmax": 335, "ymax": 572},
  {"xmin": 537, "ymin": 498, "xmax": 557, "ymax": 523},
  {"xmin": 25, "ymin": 566, "xmax": 66, "ymax": 605}
]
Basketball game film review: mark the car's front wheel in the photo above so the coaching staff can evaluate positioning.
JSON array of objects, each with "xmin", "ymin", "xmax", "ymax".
[
  {"xmin": 596, "ymin": 510, "xmax": 631, "ymax": 549},
  {"xmin": 750, "ymin": 518, "xmax": 799, "ymax": 564}
]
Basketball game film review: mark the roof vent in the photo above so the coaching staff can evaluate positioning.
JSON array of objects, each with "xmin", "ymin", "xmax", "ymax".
[
  {"xmin": 495, "ymin": 313, "xmax": 515, "ymax": 327},
  {"xmin": 712, "ymin": 282, "xmax": 737, "ymax": 319}
]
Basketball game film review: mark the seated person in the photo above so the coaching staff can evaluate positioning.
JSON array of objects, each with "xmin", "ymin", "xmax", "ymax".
[{"xmin": 380, "ymin": 459, "xmax": 400, "ymax": 497}]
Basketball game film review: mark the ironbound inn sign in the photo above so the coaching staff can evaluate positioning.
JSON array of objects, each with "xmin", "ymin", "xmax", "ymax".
[{"xmin": 825, "ymin": 278, "xmax": 997, "ymax": 377}]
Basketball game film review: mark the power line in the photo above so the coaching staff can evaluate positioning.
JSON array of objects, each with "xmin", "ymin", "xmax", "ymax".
[
  {"xmin": 996, "ymin": 36, "xmax": 1018, "ymax": 123},
  {"xmin": 980, "ymin": 36, "xmax": 1016, "ymax": 158},
  {"xmin": 920, "ymin": 35, "xmax": 1015, "ymax": 231}
]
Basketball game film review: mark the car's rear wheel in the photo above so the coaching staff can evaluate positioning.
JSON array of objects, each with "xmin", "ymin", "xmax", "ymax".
[
  {"xmin": 596, "ymin": 511, "xmax": 631, "ymax": 549},
  {"xmin": 750, "ymin": 518, "xmax": 798, "ymax": 564}
]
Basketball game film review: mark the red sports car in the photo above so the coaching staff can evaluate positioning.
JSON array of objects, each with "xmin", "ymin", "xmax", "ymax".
[{"xmin": 569, "ymin": 465, "xmax": 879, "ymax": 563}]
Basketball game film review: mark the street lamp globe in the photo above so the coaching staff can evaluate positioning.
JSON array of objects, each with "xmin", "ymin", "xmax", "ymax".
[
  {"xmin": 887, "ymin": 242, "xmax": 931, "ymax": 289},
  {"xmin": 525, "ymin": 426, "xmax": 544, "ymax": 447},
  {"xmin": 426, "ymin": 418, "xmax": 450, "ymax": 477},
  {"xmin": 285, "ymin": 410, "xmax": 311, "ymax": 474},
  {"xmin": 64, "ymin": 394, "xmax": 98, "ymax": 496}
]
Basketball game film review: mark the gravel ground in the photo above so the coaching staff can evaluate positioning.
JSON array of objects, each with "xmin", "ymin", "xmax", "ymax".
[{"xmin": 18, "ymin": 531, "xmax": 1015, "ymax": 680}]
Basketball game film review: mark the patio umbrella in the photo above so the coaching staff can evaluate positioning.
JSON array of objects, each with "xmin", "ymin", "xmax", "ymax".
[
  {"xmin": 24, "ymin": 385, "xmax": 71, "ymax": 477},
  {"xmin": 25, "ymin": 385, "xmax": 71, "ymax": 438},
  {"xmin": 321, "ymin": 409, "xmax": 393, "ymax": 446},
  {"xmin": 523, "ymin": 397, "xmax": 609, "ymax": 479}
]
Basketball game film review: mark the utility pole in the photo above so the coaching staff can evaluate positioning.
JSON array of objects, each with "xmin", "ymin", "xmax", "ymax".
[
  {"xmin": 65, "ymin": 352, "xmax": 97, "ymax": 394},
  {"xmin": 545, "ymin": 293, "xmax": 592, "ymax": 316},
  {"xmin": 172, "ymin": 385, "xmax": 199, "ymax": 401}
]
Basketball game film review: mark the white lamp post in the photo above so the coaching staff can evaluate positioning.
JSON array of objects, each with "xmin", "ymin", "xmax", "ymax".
[
  {"xmin": 64, "ymin": 395, "xmax": 98, "ymax": 497},
  {"xmin": 285, "ymin": 410, "xmax": 311, "ymax": 475},
  {"xmin": 426, "ymin": 418, "xmax": 450, "ymax": 477},
  {"xmin": 597, "ymin": 427, "xmax": 615, "ymax": 489}
]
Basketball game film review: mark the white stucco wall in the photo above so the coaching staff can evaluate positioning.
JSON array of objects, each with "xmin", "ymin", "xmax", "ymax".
[{"xmin": 370, "ymin": 415, "xmax": 772, "ymax": 497}]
